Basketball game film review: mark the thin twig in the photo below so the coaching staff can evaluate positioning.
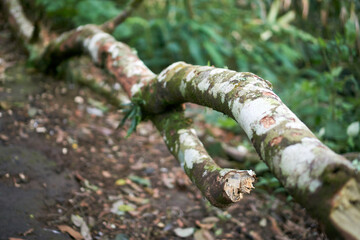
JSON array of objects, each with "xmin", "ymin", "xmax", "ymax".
[{"xmin": 101, "ymin": 0, "xmax": 144, "ymax": 34}]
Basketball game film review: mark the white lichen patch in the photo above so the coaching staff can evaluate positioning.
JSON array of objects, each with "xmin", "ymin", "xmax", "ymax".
[
  {"xmin": 232, "ymin": 97, "xmax": 277, "ymax": 140},
  {"xmin": 130, "ymin": 82, "xmax": 144, "ymax": 96},
  {"xmin": 190, "ymin": 128, "xmax": 197, "ymax": 135},
  {"xmin": 123, "ymin": 60, "xmax": 147, "ymax": 78},
  {"xmin": 83, "ymin": 32, "xmax": 112, "ymax": 63},
  {"xmin": 108, "ymin": 44, "xmax": 121, "ymax": 59},
  {"xmin": 113, "ymin": 83, "xmax": 121, "ymax": 90},
  {"xmin": 229, "ymin": 73, "xmax": 247, "ymax": 82},
  {"xmin": 186, "ymin": 69, "xmax": 196, "ymax": 82},
  {"xmin": 162, "ymin": 62, "xmax": 185, "ymax": 76},
  {"xmin": 197, "ymin": 77, "xmax": 211, "ymax": 93},
  {"xmin": 209, "ymin": 68, "xmax": 228, "ymax": 77},
  {"xmin": 180, "ymin": 79, "xmax": 187, "ymax": 97},
  {"xmin": 208, "ymin": 80, "xmax": 237, "ymax": 103},
  {"xmin": 309, "ymin": 179, "xmax": 321, "ymax": 192},
  {"xmin": 178, "ymin": 129, "xmax": 202, "ymax": 147},
  {"xmin": 157, "ymin": 68, "xmax": 168, "ymax": 83},
  {"xmin": 177, "ymin": 128, "xmax": 208, "ymax": 169},
  {"xmin": 184, "ymin": 149, "xmax": 206, "ymax": 169},
  {"xmin": 280, "ymin": 137, "xmax": 323, "ymax": 192}
]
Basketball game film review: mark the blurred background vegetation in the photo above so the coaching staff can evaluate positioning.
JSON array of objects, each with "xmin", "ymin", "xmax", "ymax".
[{"xmin": 32, "ymin": 0, "xmax": 359, "ymax": 159}]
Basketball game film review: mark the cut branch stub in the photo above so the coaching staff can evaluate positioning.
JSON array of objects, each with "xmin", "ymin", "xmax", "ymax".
[
  {"xmin": 223, "ymin": 170, "xmax": 256, "ymax": 202},
  {"xmin": 151, "ymin": 109, "xmax": 256, "ymax": 208}
]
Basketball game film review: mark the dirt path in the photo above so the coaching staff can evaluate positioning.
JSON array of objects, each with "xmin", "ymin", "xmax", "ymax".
[{"xmin": 0, "ymin": 12, "xmax": 328, "ymax": 240}]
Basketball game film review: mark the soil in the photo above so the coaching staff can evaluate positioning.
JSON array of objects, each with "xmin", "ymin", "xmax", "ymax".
[{"xmin": 0, "ymin": 12, "xmax": 328, "ymax": 240}]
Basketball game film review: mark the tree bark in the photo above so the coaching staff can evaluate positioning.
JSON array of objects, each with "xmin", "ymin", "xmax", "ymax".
[{"xmin": 2, "ymin": 0, "xmax": 360, "ymax": 239}]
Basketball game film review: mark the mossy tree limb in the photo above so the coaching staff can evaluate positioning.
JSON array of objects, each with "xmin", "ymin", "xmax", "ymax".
[
  {"xmin": 2, "ymin": 0, "xmax": 360, "ymax": 238},
  {"xmin": 1, "ymin": 0, "xmax": 34, "ymax": 44},
  {"xmin": 8, "ymin": 6, "xmax": 256, "ymax": 207}
]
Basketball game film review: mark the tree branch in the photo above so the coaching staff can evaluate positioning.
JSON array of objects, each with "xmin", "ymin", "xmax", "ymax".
[
  {"xmin": 40, "ymin": 25, "xmax": 359, "ymax": 238},
  {"xmin": 101, "ymin": 0, "xmax": 144, "ymax": 34},
  {"xmin": 1, "ymin": 0, "xmax": 34, "ymax": 44},
  {"xmin": 2, "ymin": 1, "xmax": 360, "ymax": 238},
  {"xmin": 151, "ymin": 108, "xmax": 255, "ymax": 207}
]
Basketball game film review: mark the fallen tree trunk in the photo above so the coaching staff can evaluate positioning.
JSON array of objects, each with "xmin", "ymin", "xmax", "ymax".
[{"xmin": 2, "ymin": 0, "xmax": 360, "ymax": 239}]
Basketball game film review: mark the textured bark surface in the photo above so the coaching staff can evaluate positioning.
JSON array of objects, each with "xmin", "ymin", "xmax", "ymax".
[
  {"xmin": 1, "ymin": 0, "xmax": 34, "ymax": 43},
  {"xmin": 49, "ymin": 26, "xmax": 256, "ymax": 207},
  {"xmin": 151, "ymin": 109, "xmax": 255, "ymax": 208},
  {"xmin": 2, "ymin": 1, "xmax": 360, "ymax": 238}
]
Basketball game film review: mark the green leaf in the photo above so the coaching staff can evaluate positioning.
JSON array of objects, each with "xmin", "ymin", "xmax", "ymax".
[
  {"xmin": 128, "ymin": 175, "xmax": 151, "ymax": 187},
  {"xmin": 187, "ymin": 36, "xmax": 205, "ymax": 65},
  {"xmin": 203, "ymin": 41, "xmax": 225, "ymax": 67},
  {"xmin": 115, "ymin": 179, "xmax": 126, "ymax": 186}
]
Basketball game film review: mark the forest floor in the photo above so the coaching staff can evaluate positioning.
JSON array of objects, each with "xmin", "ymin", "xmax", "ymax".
[{"xmin": 0, "ymin": 12, "xmax": 328, "ymax": 240}]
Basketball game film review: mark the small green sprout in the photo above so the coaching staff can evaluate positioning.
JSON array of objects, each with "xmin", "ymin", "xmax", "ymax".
[{"xmin": 117, "ymin": 97, "xmax": 145, "ymax": 137}]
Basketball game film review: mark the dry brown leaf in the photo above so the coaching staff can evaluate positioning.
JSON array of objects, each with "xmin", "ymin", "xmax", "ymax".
[
  {"xmin": 249, "ymin": 231, "xmax": 263, "ymax": 240},
  {"xmin": 194, "ymin": 229, "xmax": 215, "ymax": 240},
  {"xmin": 101, "ymin": 170, "xmax": 112, "ymax": 178},
  {"xmin": 268, "ymin": 216, "xmax": 286, "ymax": 237},
  {"xmin": 195, "ymin": 220, "xmax": 215, "ymax": 230},
  {"xmin": 22, "ymin": 228, "xmax": 34, "ymax": 236},
  {"xmin": 58, "ymin": 225, "xmax": 83, "ymax": 240}
]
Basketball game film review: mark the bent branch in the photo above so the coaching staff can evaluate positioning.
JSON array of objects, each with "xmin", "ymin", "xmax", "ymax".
[{"xmin": 2, "ymin": 0, "xmax": 360, "ymax": 238}]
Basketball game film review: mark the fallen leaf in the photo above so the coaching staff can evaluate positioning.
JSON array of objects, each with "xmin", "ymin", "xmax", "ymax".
[
  {"xmin": 22, "ymin": 228, "xmax": 34, "ymax": 236},
  {"xmin": 88, "ymin": 98, "xmax": 108, "ymax": 112},
  {"xmin": 161, "ymin": 173, "xmax": 174, "ymax": 189},
  {"xmin": 71, "ymin": 214, "xmax": 84, "ymax": 227},
  {"xmin": 126, "ymin": 195, "xmax": 149, "ymax": 205},
  {"xmin": 0, "ymin": 134, "xmax": 9, "ymax": 141},
  {"xmin": 70, "ymin": 215, "xmax": 92, "ymax": 240},
  {"xmin": 115, "ymin": 179, "xmax": 126, "ymax": 186},
  {"xmin": 28, "ymin": 107, "xmax": 37, "ymax": 117},
  {"xmin": 58, "ymin": 225, "xmax": 83, "ymax": 240},
  {"xmin": 128, "ymin": 175, "xmax": 151, "ymax": 187},
  {"xmin": 174, "ymin": 227, "xmax": 194, "ymax": 238},
  {"xmin": 201, "ymin": 216, "xmax": 219, "ymax": 224},
  {"xmin": 84, "ymin": 180, "xmax": 99, "ymax": 191},
  {"xmin": 194, "ymin": 229, "xmax": 215, "ymax": 240},
  {"xmin": 268, "ymin": 216, "xmax": 285, "ymax": 237},
  {"xmin": 102, "ymin": 170, "xmax": 112, "ymax": 178},
  {"xmin": 86, "ymin": 107, "xmax": 103, "ymax": 117},
  {"xmin": 110, "ymin": 200, "xmax": 136, "ymax": 216},
  {"xmin": 249, "ymin": 231, "xmax": 263, "ymax": 240},
  {"xmin": 195, "ymin": 220, "xmax": 215, "ymax": 230},
  {"xmin": 80, "ymin": 221, "xmax": 92, "ymax": 240},
  {"xmin": 259, "ymin": 218, "xmax": 267, "ymax": 227}
]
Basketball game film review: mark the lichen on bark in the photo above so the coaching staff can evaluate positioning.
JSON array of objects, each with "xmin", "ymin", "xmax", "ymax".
[
  {"xmin": 3, "ymin": 0, "xmax": 360, "ymax": 237},
  {"xmin": 151, "ymin": 109, "xmax": 256, "ymax": 207}
]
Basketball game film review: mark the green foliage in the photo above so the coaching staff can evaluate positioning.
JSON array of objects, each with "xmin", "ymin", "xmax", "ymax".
[
  {"xmin": 117, "ymin": 97, "xmax": 145, "ymax": 138},
  {"xmin": 35, "ymin": 0, "xmax": 123, "ymax": 29}
]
